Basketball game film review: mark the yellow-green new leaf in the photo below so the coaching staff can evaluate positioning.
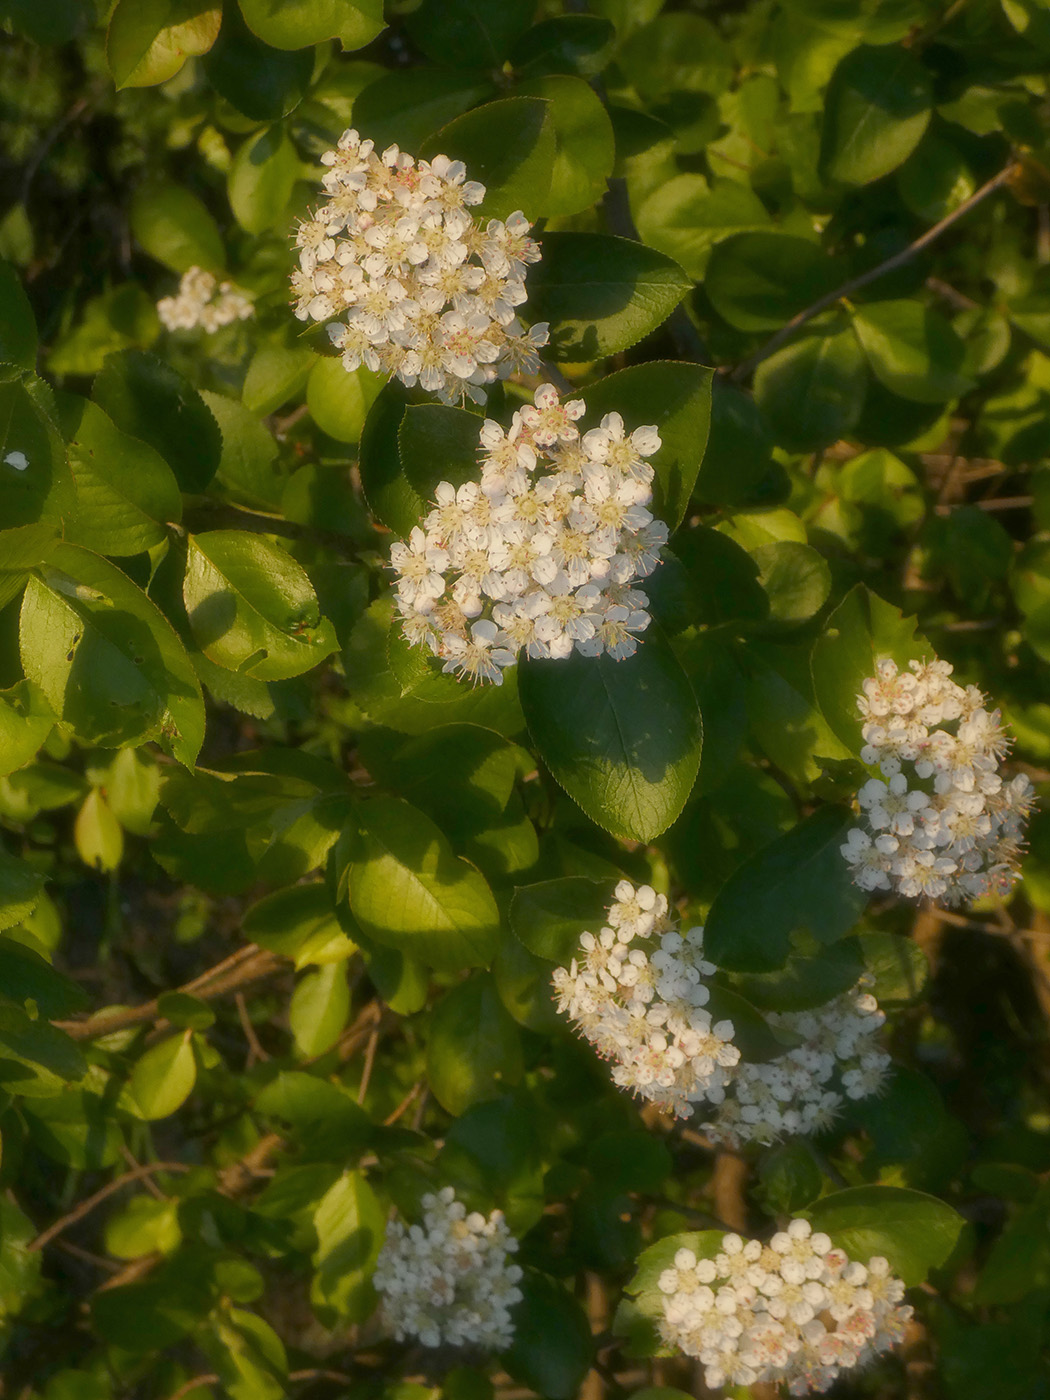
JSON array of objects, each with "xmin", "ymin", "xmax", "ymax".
[{"xmin": 108, "ymin": 0, "xmax": 222, "ymax": 89}]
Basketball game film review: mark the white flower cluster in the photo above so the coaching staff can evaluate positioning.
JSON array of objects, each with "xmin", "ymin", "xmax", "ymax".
[
  {"xmin": 552, "ymin": 880, "xmax": 740, "ymax": 1119},
  {"xmin": 701, "ymin": 988, "xmax": 890, "ymax": 1149},
  {"xmin": 657, "ymin": 1219, "xmax": 912, "ymax": 1395},
  {"xmin": 291, "ymin": 128, "xmax": 548, "ymax": 405},
  {"xmin": 156, "ymin": 266, "xmax": 254, "ymax": 333},
  {"xmin": 390, "ymin": 385, "xmax": 668, "ymax": 684},
  {"xmin": 552, "ymin": 882, "xmax": 888, "ymax": 1142},
  {"xmin": 842, "ymin": 658, "xmax": 1034, "ymax": 904},
  {"xmin": 373, "ymin": 1186, "xmax": 523, "ymax": 1352}
]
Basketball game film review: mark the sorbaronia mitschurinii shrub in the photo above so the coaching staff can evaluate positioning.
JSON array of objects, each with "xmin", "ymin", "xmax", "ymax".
[
  {"xmin": 841, "ymin": 658, "xmax": 1034, "ymax": 904},
  {"xmin": 291, "ymin": 128, "xmax": 547, "ymax": 404},
  {"xmin": 390, "ymin": 384, "xmax": 668, "ymax": 683}
]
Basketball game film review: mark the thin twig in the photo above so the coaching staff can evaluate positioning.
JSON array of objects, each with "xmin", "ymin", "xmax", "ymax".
[
  {"xmin": 383, "ymin": 1081, "xmax": 423, "ymax": 1126},
  {"xmin": 236, "ymin": 991, "xmax": 270, "ymax": 1066},
  {"xmin": 28, "ymin": 1162, "xmax": 192, "ymax": 1253},
  {"xmin": 54, "ymin": 947, "xmax": 287, "ymax": 1041},
  {"xmin": 731, "ymin": 163, "xmax": 1018, "ymax": 382},
  {"xmin": 167, "ymin": 1375, "xmax": 219, "ymax": 1400},
  {"xmin": 357, "ymin": 1026, "xmax": 380, "ymax": 1103}
]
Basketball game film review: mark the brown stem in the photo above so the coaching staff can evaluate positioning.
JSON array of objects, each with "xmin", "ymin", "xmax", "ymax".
[
  {"xmin": 167, "ymin": 1376, "xmax": 219, "ymax": 1400},
  {"xmin": 731, "ymin": 164, "xmax": 1018, "ymax": 383},
  {"xmin": 54, "ymin": 947, "xmax": 288, "ymax": 1041},
  {"xmin": 28, "ymin": 1162, "xmax": 192, "ymax": 1253}
]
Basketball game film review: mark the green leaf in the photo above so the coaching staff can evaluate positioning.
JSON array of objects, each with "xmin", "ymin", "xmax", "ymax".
[
  {"xmin": 510, "ymin": 15, "xmax": 616, "ymax": 78},
  {"xmin": 0, "ymin": 937, "xmax": 86, "ymax": 1016},
  {"xmin": 311, "ymin": 1171, "xmax": 384, "ymax": 1321},
  {"xmin": 518, "ymin": 628, "xmax": 702, "ymax": 842},
  {"xmin": 0, "ymin": 682, "xmax": 54, "ymax": 779},
  {"xmin": 228, "ymin": 125, "xmax": 299, "ymax": 236},
  {"xmin": 183, "ymin": 531, "xmax": 338, "ymax": 681},
  {"xmin": 107, "ymin": 0, "xmax": 221, "ymax": 89},
  {"xmin": 21, "ymin": 545, "xmax": 204, "ymax": 765},
  {"xmin": 0, "ymin": 1198, "xmax": 41, "ymax": 1317},
  {"xmin": 357, "ymin": 387, "xmax": 420, "ymax": 535},
  {"xmin": 421, "ymin": 97, "xmax": 556, "ymax": 223},
  {"xmin": 347, "ymin": 797, "xmax": 501, "ymax": 970},
  {"xmin": 820, "ymin": 44, "xmax": 933, "ymax": 185},
  {"xmin": 351, "ymin": 68, "xmax": 496, "ymax": 155},
  {"xmin": 244, "ymin": 883, "xmax": 356, "ymax": 968},
  {"xmin": 975, "ymin": 1181, "xmax": 1050, "ymax": 1303},
  {"xmin": 635, "ymin": 175, "xmax": 770, "ymax": 282},
  {"xmin": 238, "ymin": 0, "xmax": 384, "ymax": 50},
  {"xmin": 255, "ymin": 1070, "xmax": 372, "ymax": 1152},
  {"xmin": 504, "ymin": 1273, "xmax": 594, "ymax": 1399},
  {"xmin": 756, "ymin": 1142, "xmax": 823, "ymax": 1215},
  {"xmin": 129, "ymin": 1031, "xmax": 197, "ymax": 1120},
  {"xmin": 806, "ymin": 1185, "xmax": 963, "ymax": 1285},
  {"xmin": 427, "ymin": 972, "xmax": 523, "ymax": 1116},
  {"xmin": 200, "ymin": 389, "xmax": 283, "ymax": 512},
  {"xmin": 289, "ymin": 962, "xmax": 350, "ymax": 1059},
  {"xmin": 854, "ymin": 930, "xmax": 929, "ymax": 1004},
  {"xmin": 526, "ymin": 233, "xmax": 690, "ymax": 362},
  {"xmin": 0, "ymin": 260, "xmax": 36, "ymax": 370},
  {"xmin": 93, "ymin": 349, "xmax": 221, "ymax": 494},
  {"xmin": 129, "ymin": 181, "xmax": 225, "ymax": 275},
  {"xmin": 734, "ymin": 940, "xmax": 864, "ymax": 1014},
  {"xmin": 753, "ymin": 328, "xmax": 868, "ymax": 452},
  {"xmin": 74, "ymin": 789, "xmax": 124, "ymax": 872},
  {"xmin": 752, "ymin": 541, "xmax": 831, "ymax": 624},
  {"xmin": 810, "ymin": 582, "xmax": 929, "ymax": 751},
  {"xmin": 704, "ymin": 806, "xmax": 867, "ymax": 971},
  {"xmin": 65, "ymin": 400, "xmax": 182, "ymax": 557},
  {"xmin": 156, "ymin": 991, "xmax": 215, "ymax": 1030},
  {"xmin": 580, "ymin": 360, "xmax": 713, "ymax": 530},
  {"xmin": 509, "ymin": 877, "xmax": 612, "ymax": 965},
  {"xmin": 91, "ymin": 1261, "xmax": 209, "ymax": 1350},
  {"xmin": 852, "ymin": 300, "xmax": 973, "ymax": 403},
  {"xmin": 897, "ymin": 133, "xmax": 976, "ymax": 222},
  {"xmin": 0, "ymin": 380, "xmax": 75, "ymax": 530},
  {"xmin": 306, "ymin": 358, "xmax": 384, "ymax": 446},
  {"xmin": 621, "ymin": 12, "xmax": 733, "ymax": 99},
  {"xmin": 0, "ymin": 845, "xmax": 44, "ymax": 932},
  {"xmin": 398, "ymin": 402, "xmax": 480, "ymax": 503},
  {"xmin": 705, "ymin": 233, "xmax": 843, "ymax": 333},
  {"xmin": 209, "ymin": 1308, "xmax": 287, "ymax": 1400},
  {"xmin": 243, "ymin": 341, "xmax": 317, "ymax": 417},
  {"xmin": 203, "ymin": 7, "xmax": 314, "ymax": 120},
  {"xmin": 105, "ymin": 1195, "xmax": 181, "ymax": 1259},
  {"xmin": 516, "ymin": 75, "xmax": 615, "ymax": 218},
  {"xmin": 406, "ymin": 0, "xmax": 533, "ymax": 66}
]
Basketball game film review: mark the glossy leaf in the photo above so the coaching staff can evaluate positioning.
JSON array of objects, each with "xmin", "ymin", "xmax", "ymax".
[
  {"xmin": 347, "ymin": 797, "xmax": 501, "ymax": 970},
  {"xmin": 509, "ymin": 877, "xmax": 612, "ymax": 965},
  {"xmin": 820, "ymin": 45, "xmax": 933, "ymax": 185},
  {"xmin": 516, "ymin": 75, "xmax": 616, "ymax": 218},
  {"xmin": 129, "ymin": 182, "xmax": 225, "ymax": 275},
  {"xmin": 806, "ymin": 1185, "xmax": 963, "ymax": 1285},
  {"xmin": 753, "ymin": 328, "xmax": 868, "ymax": 452},
  {"xmin": 426, "ymin": 972, "xmax": 524, "ymax": 1115},
  {"xmin": 852, "ymin": 300, "xmax": 973, "ymax": 404},
  {"xmin": 311, "ymin": 1171, "xmax": 385, "ymax": 1320},
  {"xmin": 580, "ymin": 360, "xmax": 713, "ymax": 530},
  {"xmin": 107, "ymin": 0, "xmax": 221, "ymax": 89},
  {"xmin": 228, "ymin": 126, "xmax": 299, "ymax": 235},
  {"xmin": 20, "ymin": 542, "xmax": 205, "ymax": 766},
  {"xmin": 421, "ymin": 97, "xmax": 556, "ymax": 224},
  {"xmin": 526, "ymin": 233, "xmax": 691, "ymax": 362},
  {"xmin": 183, "ymin": 531, "xmax": 337, "ymax": 681},
  {"xmin": 238, "ymin": 0, "xmax": 384, "ymax": 50},
  {"xmin": 518, "ymin": 627, "xmax": 702, "ymax": 842},
  {"xmin": 704, "ymin": 806, "xmax": 867, "ymax": 971},
  {"xmin": 706, "ymin": 233, "xmax": 842, "ymax": 333},
  {"xmin": 129, "ymin": 1032, "xmax": 197, "ymax": 1120}
]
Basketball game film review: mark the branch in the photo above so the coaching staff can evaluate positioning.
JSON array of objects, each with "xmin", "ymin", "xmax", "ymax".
[
  {"xmin": 54, "ymin": 946, "xmax": 288, "ymax": 1042},
  {"xmin": 731, "ymin": 163, "xmax": 1019, "ymax": 383},
  {"xmin": 28, "ymin": 1162, "xmax": 192, "ymax": 1253}
]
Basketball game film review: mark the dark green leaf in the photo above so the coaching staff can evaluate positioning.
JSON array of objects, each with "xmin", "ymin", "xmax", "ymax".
[
  {"xmin": 509, "ymin": 876, "xmax": 613, "ymax": 964},
  {"xmin": 852, "ymin": 300, "xmax": 973, "ymax": 404},
  {"xmin": 406, "ymin": 0, "xmax": 533, "ymax": 67},
  {"xmin": 398, "ymin": 403, "xmax": 480, "ymax": 503},
  {"xmin": 753, "ymin": 328, "xmax": 868, "ymax": 452},
  {"xmin": 516, "ymin": 75, "xmax": 616, "ymax": 218},
  {"xmin": 706, "ymin": 234, "xmax": 843, "ymax": 333},
  {"xmin": 820, "ymin": 45, "xmax": 933, "ymax": 185},
  {"xmin": 0, "ymin": 261, "xmax": 36, "ymax": 370},
  {"xmin": 504, "ymin": 1272, "xmax": 594, "ymax": 1397},
  {"xmin": 806, "ymin": 1185, "xmax": 963, "ymax": 1285},
  {"xmin": 518, "ymin": 627, "xmax": 702, "ymax": 842},
  {"xmin": 421, "ymin": 98, "xmax": 556, "ymax": 224},
  {"xmin": 93, "ymin": 349, "xmax": 221, "ymax": 494},
  {"xmin": 527, "ymin": 233, "xmax": 690, "ymax": 362},
  {"xmin": 704, "ymin": 806, "xmax": 867, "ymax": 971},
  {"xmin": 580, "ymin": 360, "xmax": 713, "ymax": 530},
  {"xmin": 426, "ymin": 972, "xmax": 523, "ymax": 1115}
]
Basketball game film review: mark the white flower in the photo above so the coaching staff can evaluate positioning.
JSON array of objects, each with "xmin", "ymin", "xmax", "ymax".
[
  {"xmin": 389, "ymin": 384, "xmax": 667, "ymax": 684},
  {"xmin": 657, "ymin": 1220, "xmax": 912, "ymax": 1394},
  {"xmin": 374, "ymin": 1187, "xmax": 523, "ymax": 1352},
  {"xmin": 292, "ymin": 130, "xmax": 544, "ymax": 405},
  {"xmin": 157, "ymin": 265, "xmax": 253, "ymax": 333},
  {"xmin": 846, "ymin": 658, "xmax": 1033, "ymax": 907}
]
